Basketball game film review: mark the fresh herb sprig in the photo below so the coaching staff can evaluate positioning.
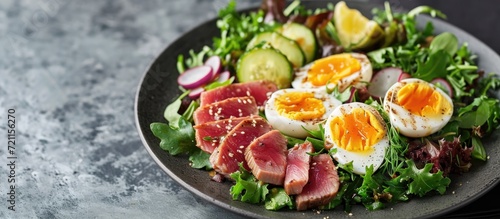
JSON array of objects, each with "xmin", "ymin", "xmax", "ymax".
[{"xmin": 178, "ymin": 0, "xmax": 277, "ymax": 73}]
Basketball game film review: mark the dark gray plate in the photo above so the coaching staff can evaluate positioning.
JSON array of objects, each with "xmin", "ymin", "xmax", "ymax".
[{"xmin": 135, "ymin": 1, "xmax": 500, "ymax": 218}]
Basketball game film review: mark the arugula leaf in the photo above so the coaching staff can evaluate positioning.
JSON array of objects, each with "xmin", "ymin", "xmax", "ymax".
[
  {"xmin": 457, "ymin": 96, "xmax": 500, "ymax": 133},
  {"xmin": 471, "ymin": 136, "xmax": 487, "ymax": 161},
  {"xmin": 397, "ymin": 160, "xmax": 451, "ymax": 197},
  {"xmin": 356, "ymin": 165, "xmax": 380, "ymax": 200},
  {"xmin": 150, "ymin": 117, "xmax": 196, "ymax": 155},
  {"xmin": 479, "ymin": 73, "xmax": 500, "ymax": 96},
  {"xmin": 457, "ymin": 97, "xmax": 490, "ymax": 128},
  {"xmin": 413, "ymin": 50, "xmax": 449, "ymax": 81},
  {"xmin": 305, "ymin": 137, "xmax": 325, "ymax": 152},
  {"xmin": 265, "ymin": 188, "xmax": 294, "ymax": 210},
  {"xmin": 485, "ymin": 98, "xmax": 500, "ymax": 133},
  {"xmin": 230, "ymin": 164, "xmax": 269, "ymax": 204},
  {"xmin": 304, "ymin": 123, "xmax": 325, "ymax": 140},
  {"xmin": 446, "ymin": 74, "xmax": 472, "ymax": 98},
  {"xmin": 429, "ymin": 32, "xmax": 458, "ymax": 56}
]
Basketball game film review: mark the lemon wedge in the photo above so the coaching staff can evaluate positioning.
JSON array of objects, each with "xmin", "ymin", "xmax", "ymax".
[{"xmin": 334, "ymin": 1, "xmax": 384, "ymax": 50}]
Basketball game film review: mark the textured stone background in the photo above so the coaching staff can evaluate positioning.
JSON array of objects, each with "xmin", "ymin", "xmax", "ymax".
[
  {"xmin": 0, "ymin": 0, "xmax": 254, "ymax": 218},
  {"xmin": 0, "ymin": 0, "xmax": 498, "ymax": 218}
]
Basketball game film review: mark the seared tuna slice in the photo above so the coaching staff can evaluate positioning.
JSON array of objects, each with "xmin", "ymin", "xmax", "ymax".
[
  {"xmin": 284, "ymin": 142, "xmax": 314, "ymax": 195},
  {"xmin": 210, "ymin": 117, "xmax": 273, "ymax": 176},
  {"xmin": 245, "ymin": 130, "xmax": 287, "ymax": 185},
  {"xmin": 199, "ymin": 80, "xmax": 278, "ymax": 107},
  {"xmin": 193, "ymin": 96, "xmax": 258, "ymax": 125},
  {"xmin": 295, "ymin": 154, "xmax": 340, "ymax": 211},
  {"xmin": 193, "ymin": 116, "xmax": 253, "ymax": 154}
]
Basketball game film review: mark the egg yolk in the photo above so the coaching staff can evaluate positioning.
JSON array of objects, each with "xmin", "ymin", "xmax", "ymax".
[
  {"xmin": 275, "ymin": 92, "xmax": 326, "ymax": 120},
  {"xmin": 397, "ymin": 82, "xmax": 452, "ymax": 117},
  {"xmin": 307, "ymin": 54, "xmax": 361, "ymax": 86},
  {"xmin": 330, "ymin": 108, "xmax": 384, "ymax": 152}
]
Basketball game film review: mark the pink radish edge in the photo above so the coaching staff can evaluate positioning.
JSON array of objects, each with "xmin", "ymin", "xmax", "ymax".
[
  {"xmin": 177, "ymin": 65, "xmax": 213, "ymax": 89},
  {"xmin": 430, "ymin": 78, "xmax": 454, "ymax": 98},
  {"xmin": 188, "ymin": 87, "xmax": 205, "ymax": 99},
  {"xmin": 367, "ymin": 67, "xmax": 404, "ymax": 99},
  {"xmin": 398, "ymin": 72, "xmax": 411, "ymax": 81},
  {"xmin": 215, "ymin": 71, "xmax": 231, "ymax": 83},
  {"xmin": 204, "ymin": 56, "xmax": 222, "ymax": 79}
]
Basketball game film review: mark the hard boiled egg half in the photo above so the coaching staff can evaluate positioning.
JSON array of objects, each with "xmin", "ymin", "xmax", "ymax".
[
  {"xmin": 292, "ymin": 53, "xmax": 372, "ymax": 92},
  {"xmin": 265, "ymin": 88, "xmax": 342, "ymax": 138},
  {"xmin": 383, "ymin": 78, "xmax": 453, "ymax": 138},
  {"xmin": 324, "ymin": 102, "xmax": 389, "ymax": 175}
]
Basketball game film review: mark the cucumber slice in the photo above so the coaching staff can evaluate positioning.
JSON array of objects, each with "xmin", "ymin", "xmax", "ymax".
[
  {"xmin": 277, "ymin": 23, "xmax": 317, "ymax": 64},
  {"xmin": 246, "ymin": 32, "xmax": 305, "ymax": 68},
  {"xmin": 236, "ymin": 47, "xmax": 293, "ymax": 89}
]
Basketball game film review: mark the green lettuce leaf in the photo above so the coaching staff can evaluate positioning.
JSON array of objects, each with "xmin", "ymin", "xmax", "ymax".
[
  {"xmin": 265, "ymin": 188, "xmax": 294, "ymax": 210},
  {"xmin": 397, "ymin": 160, "xmax": 451, "ymax": 197},
  {"xmin": 150, "ymin": 117, "xmax": 196, "ymax": 155},
  {"xmin": 230, "ymin": 164, "xmax": 269, "ymax": 204},
  {"xmin": 188, "ymin": 149, "xmax": 212, "ymax": 170}
]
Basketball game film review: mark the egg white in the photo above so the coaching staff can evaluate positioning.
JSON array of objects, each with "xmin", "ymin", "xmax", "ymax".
[
  {"xmin": 324, "ymin": 102, "xmax": 389, "ymax": 175},
  {"xmin": 292, "ymin": 52, "xmax": 373, "ymax": 92},
  {"xmin": 383, "ymin": 78, "xmax": 454, "ymax": 138},
  {"xmin": 265, "ymin": 88, "xmax": 342, "ymax": 138}
]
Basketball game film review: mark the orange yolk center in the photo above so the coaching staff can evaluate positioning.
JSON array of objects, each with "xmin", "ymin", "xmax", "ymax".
[
  {"xmin": 397, "ymin": 82, "xmax": 452, "ymax": 117},
  {"xmin": 307, "ymin": 54, "xmax": 361, "ymax": 86},
  {"xmin": 330, "ymin": 108, "xmax": 384, "ymax": 151},
  {"xmin": 275, "ymin": 92, "xmax": 325, "ymax": 120}
]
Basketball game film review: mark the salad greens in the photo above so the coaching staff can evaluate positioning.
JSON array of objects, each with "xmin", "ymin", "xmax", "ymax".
[
  {"xmin": 179, "ymin": 0, "xmax": 277, "ymax": 72},
  {"xmin": 150, "ymin": 0, "xmax": 500, "ymax": 214}
]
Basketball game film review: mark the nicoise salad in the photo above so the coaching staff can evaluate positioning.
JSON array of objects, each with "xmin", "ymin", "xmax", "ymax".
[{"xmin": 150, "ymin": 0, "xmax": 500, "ymax": 213}]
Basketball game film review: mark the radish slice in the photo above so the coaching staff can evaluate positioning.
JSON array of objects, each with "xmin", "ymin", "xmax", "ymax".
[
  {"xmin": 177, "ymin": 65, "xmax": 213, "ymax": 89},
  {"xmin": 399, "ymin": 72, "xmax": 411, "ymax": 81},
  {"xmin": 215, "ymin": 71, "xmax": 230, "ymax": 83},
  {"xmin": 204, "ymin": 56, "xmax": 222, "ymax": 78},
  {"xmin": 431, "ymin": 78, "xmax": 454, "ymax": 98},
  {"xmin": 367, "ymin": 67, "xmax": 404, "ymax": 99},
  {"xmin": 188, "ymin": 87, "xmax": 205, "ymax": 99}
]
